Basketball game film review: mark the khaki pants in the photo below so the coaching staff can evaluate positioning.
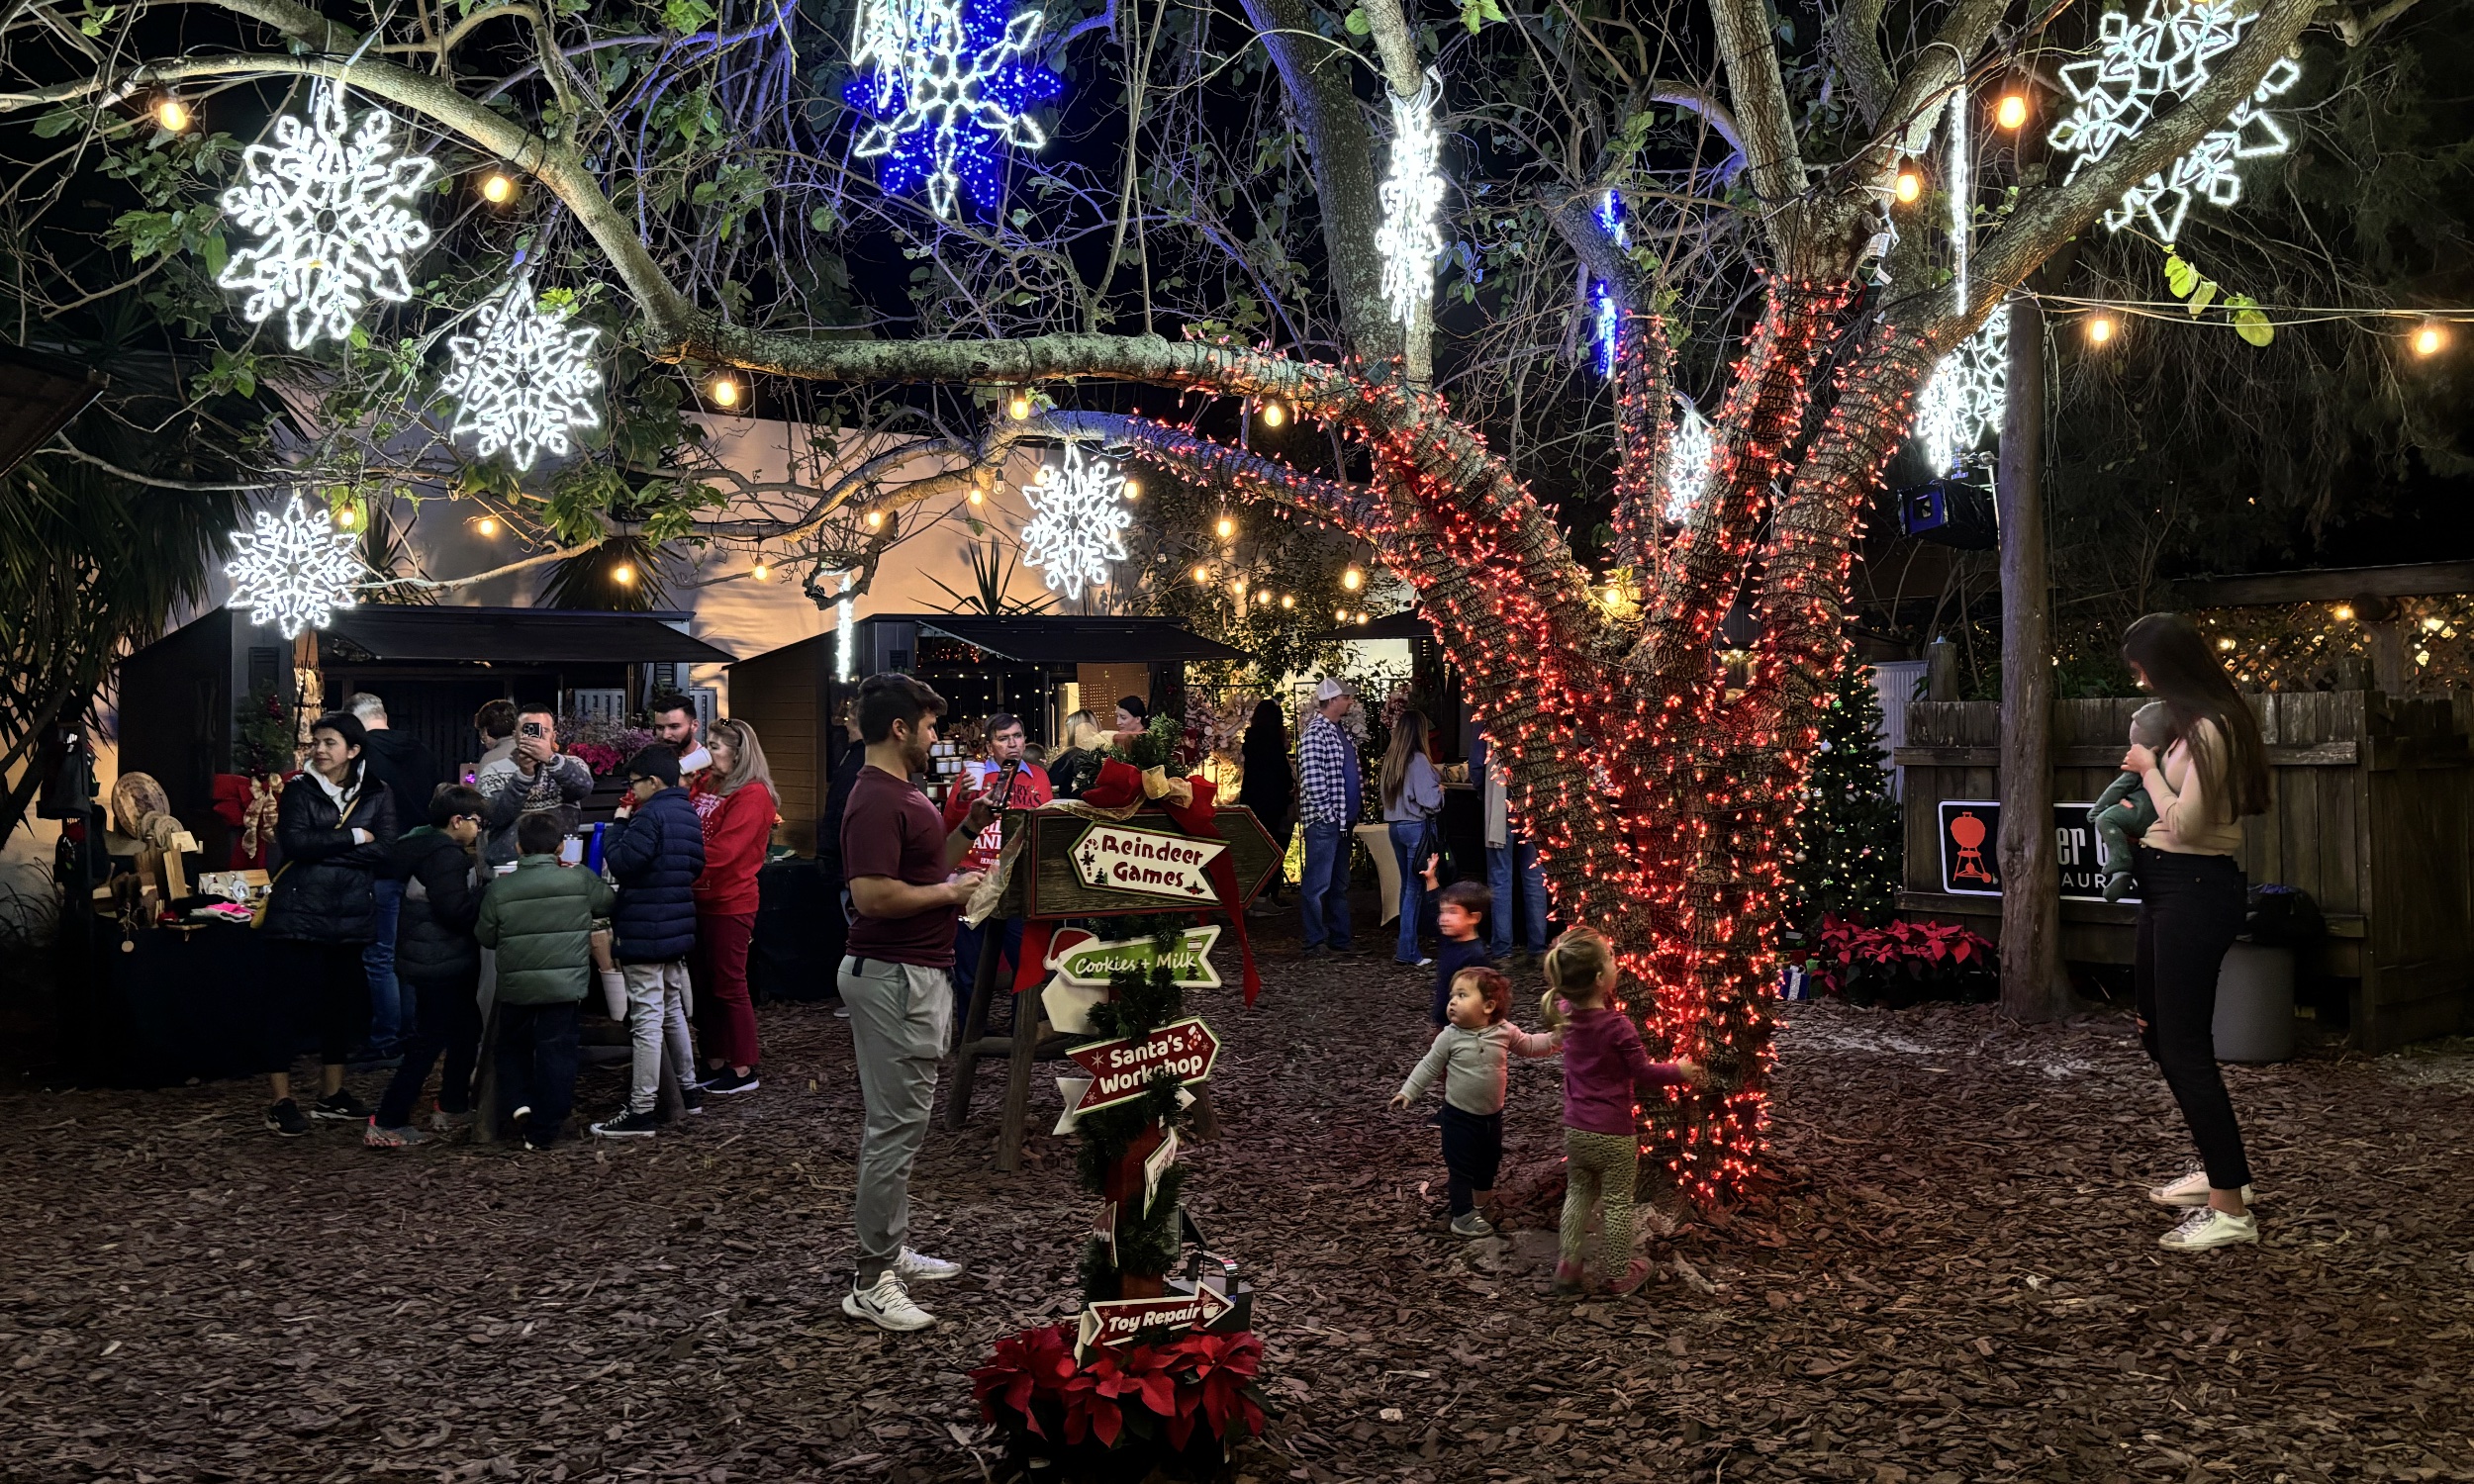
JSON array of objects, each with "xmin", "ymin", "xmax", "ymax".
[
  {"xmin": 621, "ymin": 961, "xmax": 695, "ymax": 1116},
  {"xmin": 839, "ymin": 956, "xmax": 953, "ymax": 1286}
]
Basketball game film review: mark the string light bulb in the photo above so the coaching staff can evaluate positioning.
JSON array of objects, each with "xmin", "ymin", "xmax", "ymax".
[
  {"xmin": 1996, "ymin": 93, "xmax": 2029, "ymax": 131},
  {"xmin": 153, "ymin": 97, "xmax": 191, "ymax": 132},
  {"xmin": 751, "ymin": 559, "xmax": 770, "ymax": 582},
  {"xmin": 475, "ymin": 515, "xmax": 499, "ymax": 537},
  {"xmin": 2332, "ymin": 603, "xmax": 2354, "ymax": 621},
  {"xmin": 2085, "ymin": 315, "xmax": 2116, "ymax": 345},
  {"xmin": 1260, "ymin": 400, "xmax": 1286, "ymax": 428},
  {"xmin": 480, "ymin": 172, "xmax": 516, "ymax": 205},
  {"xmin": 1280, "ymin": 594, "xmax": 1294, "ymax": 609},
  {"xmin": 864, "ymin": 509, "xmax": 885, "ymax": 529},
  {"xmin": 1341, "ymin": 564, "xmax": 1364, "ymax": 591},
  {"xmin": 711, "ymin": 375, "xmax": 741, "ymax": 408},
  {"xmin": 336, "ymin": 506, "xmax": 357, "ymax": 529},
  {"xmin": 1894, "ymin": 165, "xmax": 1923, "ymax": 204},
  {"xmin": 1215, "ymin": 514, "xmax": 1236, "ymax": 539},
  {"xmin": 1007, "ymin": 389, "xmax": 1033, "ymax": 420},
  {"xmin": 613, "ymin": 562, "xmax": 635, "ymax": 586},
  {"xmin": 2412, "ymin": 322, "xmax": 2447, "ymax": 357},
  {"xmin": 1191, "ymin": 564, "xmax": 1210, "ymax": 584},
  {"xmin": 1122, "ymin": 478, "xmax": 1141, "ymax": 501}
]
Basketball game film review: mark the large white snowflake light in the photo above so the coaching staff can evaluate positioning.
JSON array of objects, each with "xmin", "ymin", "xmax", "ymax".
[
  {"xmin": 843, "ymin": 0, "xmax": 1064, "ymax": 219},
  {"xmin": 1019, "ymin": 443, "xmax": 1131, "ymax": 601},
  {"xmin": 1374, "ymin": 69, "xmax": 1447, "ymax": 327},
  {"xmin": 217, "ymin": 84, "xmax": 436, "ymax": 349},
  {"xmin": 1664, "ymin": 400, "xmax": 1714, "ymax": 523},
  {"xmin": 437, "ymin": 277, "xmax": 604, "ymax": 471},
  {"xmin": 2046, "ymin": 0, "xmax": 2304, "ymax": 242},
  {"xmin": 1915, "ymin": 316, "xmax": 2009, "ymax": 474},
  {"xmin": 225, "ymin": 496, "xmax": 366, "ymax": 639}
]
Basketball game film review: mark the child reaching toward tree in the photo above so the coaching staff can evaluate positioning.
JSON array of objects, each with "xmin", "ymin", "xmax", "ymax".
[
  {"xmin": 1541, "ymin": 927, "xmax": 1704, "ymax": 1295},
  {"xmin": 1391, "ymin": 966, "xmax": 1561, "ymax": 1238}
]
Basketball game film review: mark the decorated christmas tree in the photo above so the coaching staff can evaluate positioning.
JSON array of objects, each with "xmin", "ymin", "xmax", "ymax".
[{"xmin": 1783, "ymin": 659, "xmax": 1902, "ymax": 931}]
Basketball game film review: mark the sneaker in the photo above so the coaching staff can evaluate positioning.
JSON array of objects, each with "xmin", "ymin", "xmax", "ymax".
[
  {"xmin": 264, "ymin": 1099, "xmax": 309, "ymax": 1138},
  {"xmin": 2147, "ymin": 1168, "xmax": 2256, "ymax": 1208},
  {"xmin": 680, "ymin": 1086, "xmax": 706, "ymax": 1116},
  {"xmin": 702, "ymin": 1067, "xmax": 761, "ymax": 1096},
  {"xmin": 2158, "ymin": 1207, "xmax": 2259, "ymax": 1252},
  {"xmin": 1607, "ymin": 1258, "xmax": 1654, "ymax": 1296},
  {"xmin": 523, "ymin": 1139, "xmax": 554, "ymax": 1152},
  {"xmin": 363, "ymin": 1120, "xmax": 432, "ymax": 1150},
  {"xmin": 429, "ymin": 1108, "xmax": 476, "ymax": 1135},
  {"xmin": 1552, "ymin": 1259, "xmax": 1586, "ymax": 1296},
  {"xmin": 842, "ymin": 1273, "xmax": 936, "ymax": 1332},
  {"xmin": 832, "ymin": 1004, "xmax": 850, "ymax": 1019},
  {"xmin": 592, "ymin": 1108, "xmax": 659, "ymax": 1138},
  {"xmin": 894, "ymin": 1247, "xmax": 962, "ymax": 1283},
  {"xmin": 311, "ymin": 1089, "xmax": 373, "ymax": 1121},
  {"xmin": 1449, "ymin": 1211, "xmax": 1494, "ymax": 1238}
]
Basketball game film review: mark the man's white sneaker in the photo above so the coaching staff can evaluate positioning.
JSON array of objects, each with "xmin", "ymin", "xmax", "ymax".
[
  {"xmin": 2158, "ymin": 1207, "xmax": 2258, "ymax": 1252},
  {"xmin": 2148, "ymin": 1169, "xmax": 2255, "ymax": 1208},
  {"xmin": 842, "ymin": 1272, "xmax": 936, "ymax": 1332},
  {"xmin": 894, "ymin": 1247, "xmax": 962, "ymax": 1283}
]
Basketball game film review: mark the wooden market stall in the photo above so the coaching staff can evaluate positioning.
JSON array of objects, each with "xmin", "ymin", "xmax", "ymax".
[{"xmin": 1895, "ymin": 691, "xmax": 2474, "ymax": 1051}]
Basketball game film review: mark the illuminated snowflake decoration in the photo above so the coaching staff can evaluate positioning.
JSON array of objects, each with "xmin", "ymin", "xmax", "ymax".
[
  {"xmin": 1915, "ymin": 316, "xmax": 2009, "ymax": 474},
  {"xmin": 1018, "ymin": 443, "xmax": 1131, "ymax": 601},
  {"xmin": 843, "ymin": 0, "xmax": 1065, "ymax": 219},
  {"xmin": 2046, "ymin": 0, "xmax": 2305, "ymax": 242},
  {"xmin": 225, "ymin": 496, "xmax": 366, "ymax": 639},
  {"xmin": 1374, "ymin": 69, "xmax": 1448, "ymax": 327},
  {"xmin": 1664, "ymin": 400, "xmax": 1714, "ymax": 523},
  {"xmin": 437, "ymin": 277, "xmax": 604, "ymax": 472},
  {"xmin": 217, "ymin": 84, "xmax": 435, "ymax": 349}
]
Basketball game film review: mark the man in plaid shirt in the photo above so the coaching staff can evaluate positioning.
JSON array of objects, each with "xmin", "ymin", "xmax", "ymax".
[{"xmin": 1297, "ymin": 677, "xmax": 1363, "ymax": 954}]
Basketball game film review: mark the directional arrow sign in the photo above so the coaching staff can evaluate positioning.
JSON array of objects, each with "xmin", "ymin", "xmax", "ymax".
[
  {"xmin": 1050, "ymin": 925, "xmax": 1223, "ymax": 990},
  {"xmin": 1065, "ymin": 1017, "xmax": 1222, "ymax": 1115},
  {"xmin": 1069, "ymin": 822, "xmax": 1227, "ymax": 902},
  {"xmin": 1077, "ymin": 1284, "xmax": 1235, "ymax": 1354}
]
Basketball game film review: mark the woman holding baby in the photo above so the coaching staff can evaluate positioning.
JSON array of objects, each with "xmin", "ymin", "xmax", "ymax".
[{"xmin": 2118, "ymin": 612, "xmax": 2273, "ymax": 1253}]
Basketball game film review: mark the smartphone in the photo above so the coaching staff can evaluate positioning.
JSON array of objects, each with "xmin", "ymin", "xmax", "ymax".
[{"xmin": 522, "ymin": 721, "xmax": 546, "ymax": 739}]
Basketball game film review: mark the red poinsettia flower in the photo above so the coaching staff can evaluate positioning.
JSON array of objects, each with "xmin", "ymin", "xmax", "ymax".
[
  {"xmin": 968, "ymin": 1324, "xmax": 1079, "ymax": 1438},
  {"xmin": 1059, "ymin": 1348, "xmax": 1148, "ymax": 1447}
]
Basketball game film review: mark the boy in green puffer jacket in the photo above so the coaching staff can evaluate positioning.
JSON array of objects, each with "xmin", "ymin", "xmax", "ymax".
[{"xmin": 476, "ymin": 812, "xmax": 615, "ymax": 1149}]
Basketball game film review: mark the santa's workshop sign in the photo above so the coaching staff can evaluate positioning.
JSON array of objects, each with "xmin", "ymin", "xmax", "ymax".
[{"xmin": 1063, "ymin": 1016, "xmax": 1222, "ymax": 1116}]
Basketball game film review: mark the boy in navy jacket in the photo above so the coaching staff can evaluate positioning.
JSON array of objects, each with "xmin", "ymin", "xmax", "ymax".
[{"xmin": 590, "ymin": 747, "xmax": 707, "ymax": 1138}]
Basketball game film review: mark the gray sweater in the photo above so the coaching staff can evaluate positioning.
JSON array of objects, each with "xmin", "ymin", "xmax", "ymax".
[{"xmin": 1398, "ymin": 1019, "xmax": 1562, "ymax": 1116}]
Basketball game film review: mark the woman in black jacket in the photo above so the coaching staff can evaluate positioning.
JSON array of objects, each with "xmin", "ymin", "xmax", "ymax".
[
  {"xmin": 367, "ymin": 785, "xmax": 488, "ymax": 1147},
  {"xmin": 259, "ymin": 711, "xmax": 399, "ymax": 1137},
  {"xmin": 1238, "ymin": 699, "xmax": 1295, "ymax": 907}
]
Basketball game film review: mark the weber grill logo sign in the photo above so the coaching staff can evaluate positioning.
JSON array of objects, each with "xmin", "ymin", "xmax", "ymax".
[{"xmin": 1936, "ymin": 800, "xmax": 2139, "ymax": 903}]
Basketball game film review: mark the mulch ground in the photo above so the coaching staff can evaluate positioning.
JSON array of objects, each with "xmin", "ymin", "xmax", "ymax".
[{"xmin": 4, "ymin": 915, "xmax": 2472, "ymax": 1484}]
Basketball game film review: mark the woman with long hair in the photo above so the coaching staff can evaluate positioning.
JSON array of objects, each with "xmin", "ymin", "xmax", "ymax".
[
  {"xmin": 1048, "ymin": 708, "xmax": 1104, "ymax": 798},
  {"xmin": 2120, "ymin": 612, "xmax": 2272, "ymax": 1252},
  {"xmin": 259, "ymin": 711, "xmax": 400, "ymax": 1137},
  {"xmin": 688, "ymin": 717, "xmax": 781, "ymax": 1094},
  {"xmin": 1238, "ymin": 698, "xmax": 1295, "ymax": 908},
  {"xmin": 1380, "ymin": 709, "xmax": 1443, "ymax": 967}
]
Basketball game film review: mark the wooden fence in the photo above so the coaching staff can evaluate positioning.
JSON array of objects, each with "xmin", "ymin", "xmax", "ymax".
[{"xmin": 1895, "ymin": 692, "xmax": 2473, "ymax": 1051}]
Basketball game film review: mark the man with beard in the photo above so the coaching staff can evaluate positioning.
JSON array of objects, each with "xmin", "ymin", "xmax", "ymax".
[{"xmin": 836, "ymin": 673, "xmax": 994, "ymax": 1333}]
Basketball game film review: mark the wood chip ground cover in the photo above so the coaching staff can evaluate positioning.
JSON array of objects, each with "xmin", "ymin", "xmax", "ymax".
[{"xmin": 3, "ymin": 937, "xmax": 2470, "ymax": 1483}]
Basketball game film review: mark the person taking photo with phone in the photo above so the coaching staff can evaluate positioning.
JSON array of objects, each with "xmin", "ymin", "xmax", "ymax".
[{"xmin": 476, "ymin": 701, "xmax": 596, "ymax": 868}]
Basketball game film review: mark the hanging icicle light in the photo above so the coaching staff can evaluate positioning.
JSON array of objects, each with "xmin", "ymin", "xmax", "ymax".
[{"xmin": 1373, "ymin": 67, "xmax": 1448, "ymax": 327}]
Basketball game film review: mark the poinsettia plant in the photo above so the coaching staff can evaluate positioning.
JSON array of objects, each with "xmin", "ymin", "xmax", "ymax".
[
  {"xmin": 1810, "ymin": 915, "xmax": 1997, "ymax": 1008},
  {"xmin": 970, "ymin": 1323, "xmax": 1267, "ymax": 1456}
]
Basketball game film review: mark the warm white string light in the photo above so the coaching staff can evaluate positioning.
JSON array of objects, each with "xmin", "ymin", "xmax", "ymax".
[
  {"xmin": 436, "ymin": 276, "xmax": 604, "ymax": 472},
  {"xmin": 2046, "ymin": 0, "xmax": 2305, "ymax": 243},
  {"xmin": 1374, "ymin": 68, "xmax": 1447, "ymax": 327},
  {"xmin": 225, "ymin": 496, "xmax": 366, "ymax": 638},
  {"xmin": 1019, "ymin": 442, "xmax": 1131, "ymax": 600},
  {"xmin": 1916, "ymin": 316, "xmax": 2009, "ymax": 474},
  {"xmin": 217, "ymin": 83, "xmax": 435, "ymax": 349}
]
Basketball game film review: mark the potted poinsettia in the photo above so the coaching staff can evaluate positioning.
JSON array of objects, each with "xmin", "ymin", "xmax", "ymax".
[
  {"xmin": 970, "ymin": 1322, "xmax": 1267, "ymax": 1480},
  {"xmin": 1812, "ymin": 914, "xmax": 1997, "ymax": 1007}
]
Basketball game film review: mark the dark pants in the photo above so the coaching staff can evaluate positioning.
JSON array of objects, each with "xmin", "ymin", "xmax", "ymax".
[
  {"xmin": 375, "ymin": 973, "xmax": 484, "ymax": 1128},
  {"xmin": 1438, "ymin": 1103, "xmax": 1504, "ymax": 1217},
  {"xmin": 265, "ymin": 939, "xmax": 373, "ymax": 1072},
  {"xmin": 2134, "ymin": 847, "xmax": 2253, "ymax": 1191},
  {"xmin": 952, "ymin": 916, "xmax": 1024, "ymax": 1024},
  {"xmin": 364, "ymin": 877, "xmax": 411, "ymax": 1052},
  {"xmin": 495, "ymin": 1001, "xmax": 581, "ymax": 1146}
]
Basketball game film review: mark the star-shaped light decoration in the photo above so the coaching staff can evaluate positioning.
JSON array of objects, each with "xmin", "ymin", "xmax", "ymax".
[
  {"xmin": 843, "ymin": 0, "xmax": 1065, "ymax": 219},
  {"xmin": 1664, "ymin": 400, "xmax": 1715, "ymax": 523},
  {"xmin": 2046, "ymin": 0, "xmax": 2304, "ymax": 242},
  {"xmin": 225, "ymin": 496, "xmax": 366, "ymax": 639},
  {"xmin": 1374, "ymin": 68, "xmax": 1447, "ymax": 327},
  {"xmin": 1018, "ymin": 443, "xmax": 1131, "ymax": 602},
  {"xmin": 217, "ymin": 83, "xmax": 436, "ymax": 349},
  {"xmin": 1915, "ymin": 316, "xmax": 2009, "ymax": 475},
  {"xmin": 436, "ymin": 277, "xmax": 604, "ymax": 472}
]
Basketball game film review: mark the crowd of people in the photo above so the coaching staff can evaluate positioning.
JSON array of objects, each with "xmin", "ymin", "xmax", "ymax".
[{"xmin": 251, "ymin": 691, "xmax": 779, "ymax": 1147}]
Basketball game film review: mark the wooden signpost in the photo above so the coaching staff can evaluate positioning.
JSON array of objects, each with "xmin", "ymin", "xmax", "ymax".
[{"xmin": 942, "ymin": 803, "xmax": 1280, "ymax": 1171}]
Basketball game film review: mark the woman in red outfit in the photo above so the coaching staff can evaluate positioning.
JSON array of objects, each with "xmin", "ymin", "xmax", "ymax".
[{"xmin": 688, "ymin": 718, "xmax": 780, "ymax": 1094}]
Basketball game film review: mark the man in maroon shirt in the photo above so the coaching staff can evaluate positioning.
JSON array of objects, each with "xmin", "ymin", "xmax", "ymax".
[{"xmin": 837, "ymin": 672, "xmax": 995, "ymax": 1333}]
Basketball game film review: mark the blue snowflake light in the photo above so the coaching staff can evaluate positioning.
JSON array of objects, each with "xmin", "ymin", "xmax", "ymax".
[
  {"xmin": 1591, "ymin": 188, "xmax": 1627, "ymax": 375},
  {"xmin": 844, "ymin": 0, "xmax": 1065, "ymax": 219}
]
